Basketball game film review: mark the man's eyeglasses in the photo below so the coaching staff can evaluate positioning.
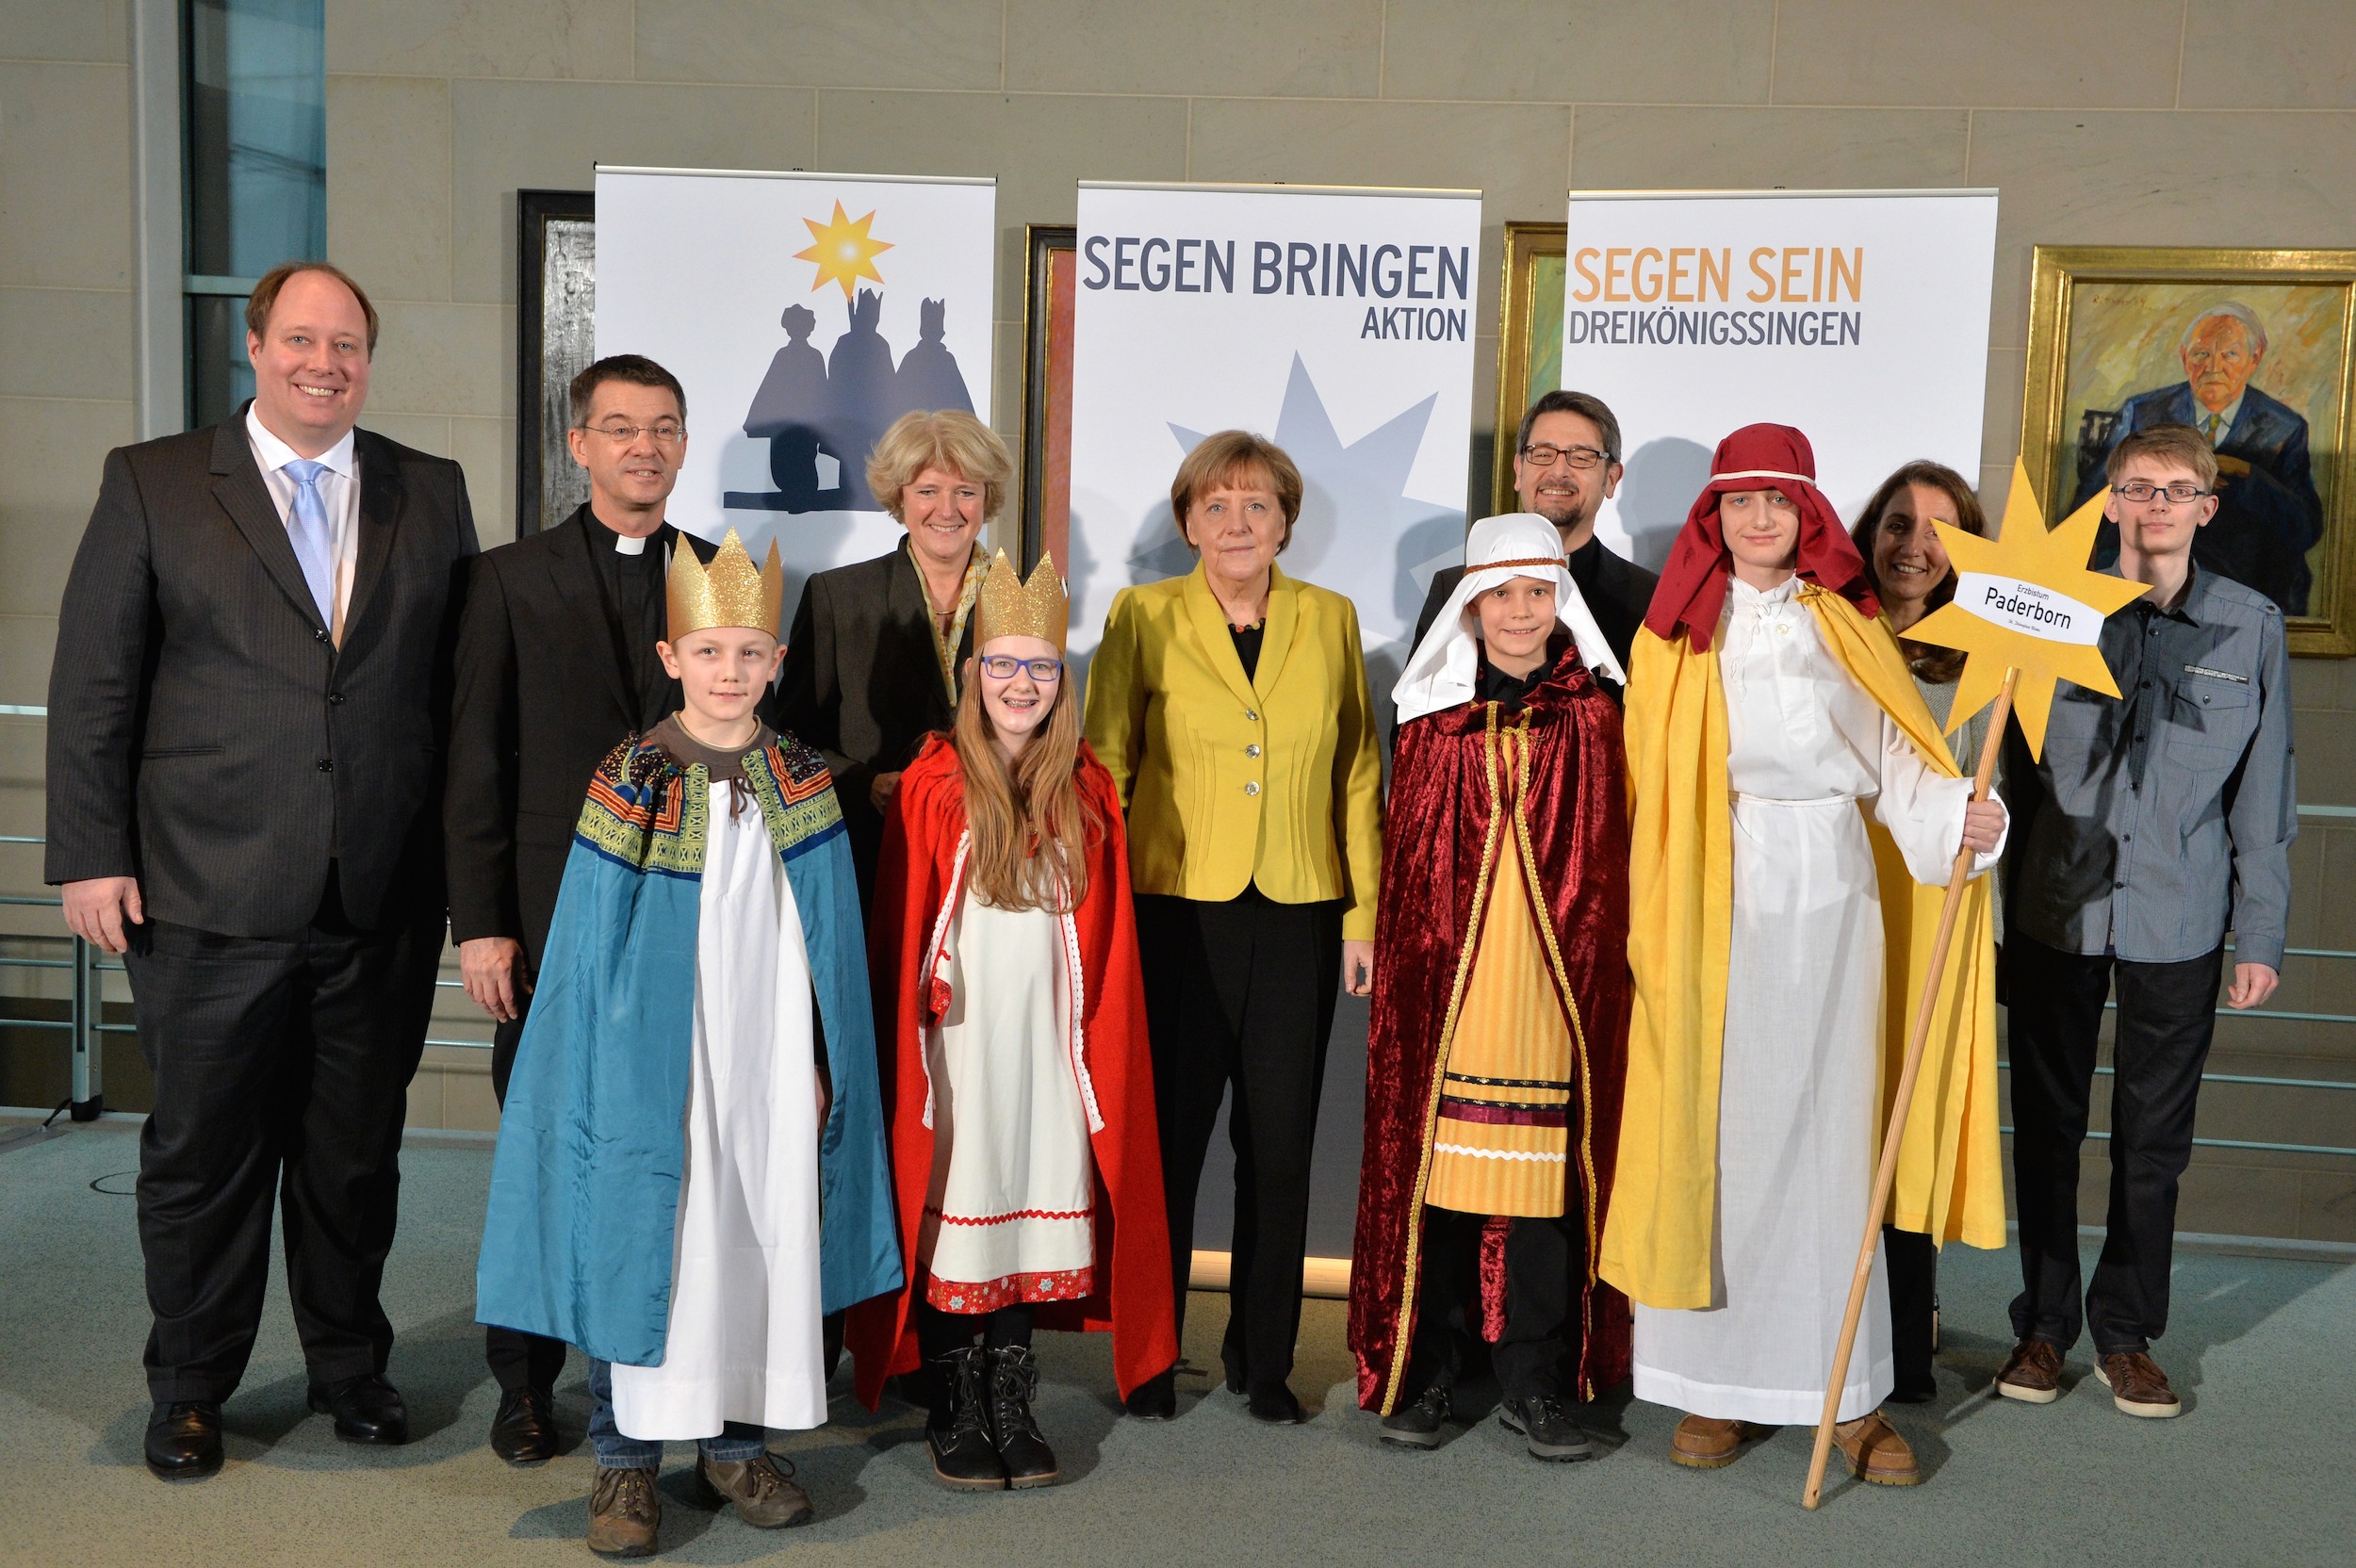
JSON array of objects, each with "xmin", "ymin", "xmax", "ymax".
[
  {"xmin": 2114, "ymin": 481, "xmax": 2211, "ymax": 504},
  {"xmin": 978, "ymin": 655, "xmax": 1064, "ymax": 682},
  {"xmin": 1521, "ymin": 443, "xmax": 1610, "ymax": 470},
  {"xmin": 578, "ymin": 421, "xmax": 687, "ymax": 446}
]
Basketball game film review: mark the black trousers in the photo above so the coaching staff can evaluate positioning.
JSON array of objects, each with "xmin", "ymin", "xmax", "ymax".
[
  {"xmin": 1883, "ymin": 1226, "xmax": 1938, "ymax": 1398},
  {"xmin": 486, "ymin": 1004, "xmax": 569, "ymax": 1396},
  {"xmin": 1407, "ymin": 1209, "xmax": 1578, "ymax": 1401},
  {"xmin": 122, "ymin": 870, "xmax": 440, "ymax": 1403},
  {"xmin": 1136, "ymin": 889, "xmax": 1342, "ymax": 1393},
  {"xmin": 2005, "ymin": 932, "xmax": 2224, "ymax": 1354}
]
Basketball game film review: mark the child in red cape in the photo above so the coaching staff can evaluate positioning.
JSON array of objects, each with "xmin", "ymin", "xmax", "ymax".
[{"xmin": 847, "ymin": 549, "xmax": 1176, "ymax": 1493}]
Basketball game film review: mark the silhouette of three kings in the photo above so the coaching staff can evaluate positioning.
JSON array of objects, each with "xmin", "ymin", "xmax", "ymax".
[{"xmin": 739, "ymin": 288, "xmax": 974, "ymax": 513}]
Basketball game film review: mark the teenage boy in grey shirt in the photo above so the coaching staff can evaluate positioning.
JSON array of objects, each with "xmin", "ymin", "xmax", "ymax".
[{"xmin": 1996, "ymin": 424, "xmax": 2296, "ymax": 1420}]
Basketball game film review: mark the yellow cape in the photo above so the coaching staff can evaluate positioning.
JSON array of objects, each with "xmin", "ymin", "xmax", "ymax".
[{"xmin": 1596, "ymin": 586, "xmax": 2006, "ymax": 1312}]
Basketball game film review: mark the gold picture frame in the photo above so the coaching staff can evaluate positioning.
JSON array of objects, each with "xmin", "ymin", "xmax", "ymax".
[
  {"xmin": 2021, "ymin": 245, "xmax": 2356, "ymax": 656},
  {"xmin": 1493, "ymin": 220, "xmax": 1567, "ymax": 516}
]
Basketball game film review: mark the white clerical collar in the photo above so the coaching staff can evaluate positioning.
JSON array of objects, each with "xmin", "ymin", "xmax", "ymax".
[
  {"xmin": 613, "ymin": 532, "xmax": 648, "ymax": 555},
  {"xmin": 245, "ymin": 404, "xmax": 357, "ymax": 480}
]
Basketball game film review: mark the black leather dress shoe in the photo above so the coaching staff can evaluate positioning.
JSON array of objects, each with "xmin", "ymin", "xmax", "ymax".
[
  {"xmin": 1245, "ymin": 1382, "xmax": 1304, "ymax": 1425},
  {"xmin": 145, "ymin": 1401, "xmax": 224, "ymax": 1481},
  {"xmin": 1123, "ymin": 1369, "xmax": 1177, "ymax": 1421},
  {"xmin": 489, "ymin": 1383, "xmax": 558, "ymax": 1465},
  {"xmin": 308, "ymin": 1372, "xmax": 409, "ymax": 1446}
]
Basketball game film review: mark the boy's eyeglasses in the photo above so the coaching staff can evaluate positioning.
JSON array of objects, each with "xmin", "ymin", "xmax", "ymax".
[
  {"xmin": 2114, "ymin": 481, "xmax": 2211, "ymax": 504},
  {"xmin": 978, "ymin": 655, "xmax": 1064, "ymax": 682}
]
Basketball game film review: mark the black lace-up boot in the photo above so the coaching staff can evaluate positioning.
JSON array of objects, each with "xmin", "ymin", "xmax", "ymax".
[
  {"xmin": 926, "ymin": 1346, "xmax": 1006, "ymax": 1492},
  {"xmin": 986, "ymin": 1345, "xmax": 1060, "ymax": 1488}
]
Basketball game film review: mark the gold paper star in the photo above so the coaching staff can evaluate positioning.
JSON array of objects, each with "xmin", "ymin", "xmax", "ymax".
[
  {"xmin": 794, "ymin": 202, "xmax": 892, "ymax": 300},
  {"xmin": 1906, "ymin": 458, "xmax": 2152, "ymax": 760}
]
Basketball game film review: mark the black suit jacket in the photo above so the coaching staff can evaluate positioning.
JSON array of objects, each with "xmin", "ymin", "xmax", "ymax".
[
  {"xmin": 442, "ymin": 506, "xmax": 744, "ymax": 967},
  {"xmin": 45, "ymin": 416, "xmax": 478, "ymax": 938},
  {"xmin": 1411, "ymin": 534, "xmax": 1661, "ymax": 670},
  {"xmin": 774, "ymin": 537, "xmax": 973, "ymax": 890}
]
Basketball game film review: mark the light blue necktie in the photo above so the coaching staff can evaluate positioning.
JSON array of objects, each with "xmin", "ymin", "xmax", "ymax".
[{"xmin": 283, "ymin": 457, "xmax": 338, "ymax": 629}]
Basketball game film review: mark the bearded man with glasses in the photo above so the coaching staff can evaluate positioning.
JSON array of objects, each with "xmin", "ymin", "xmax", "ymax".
[
  {"xmin": 445, "ymin": 353, "xmax": 757, "ymax": 1463},
  {"xmin": 1410, "ymin": 390, "xmax": 1660, "ymax": 680}
]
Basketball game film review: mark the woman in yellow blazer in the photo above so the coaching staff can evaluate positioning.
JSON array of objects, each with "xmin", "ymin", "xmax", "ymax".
[{"xmin": 1085, "ymin": 431, "xmax": 1383, "ymax": 1426}]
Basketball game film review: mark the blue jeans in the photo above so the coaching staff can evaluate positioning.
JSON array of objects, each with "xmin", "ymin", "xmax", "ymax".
[{"xmin": 588, "ymin": 1359, "xmax": 767, "ymax": 1469}]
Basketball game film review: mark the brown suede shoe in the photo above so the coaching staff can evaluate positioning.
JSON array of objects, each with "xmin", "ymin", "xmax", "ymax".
[
  {"xmin": 1995, "ymin": 1338, "xmax": 2064, "ymax": 1404},
  {"xmin": 1832, "ymin": 1410, "xmax": 1921, "ymax": 1485},
  {"xmin": 693, "ymin": 1452, "xmax": 814, "ymax": 1527},
  {"xmin": 587, "ymin": 1464, "xmax": 660, "ymax": 1558},
  {"xmin": 1670, "ymin": 1413, "xmax": 1768, "ymax": 1469},
  {"xmin": 2096, "ymin": 1351, "xmax": 2181, "ymax": 1418}
]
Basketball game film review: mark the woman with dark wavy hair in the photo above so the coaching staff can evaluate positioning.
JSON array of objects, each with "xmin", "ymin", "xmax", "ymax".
[{"xmin": 1847, "ymin": 458, "xmax": 2001, "ymax": 1405}]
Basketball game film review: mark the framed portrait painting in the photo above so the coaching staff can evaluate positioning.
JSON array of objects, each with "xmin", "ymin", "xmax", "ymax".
[
  {"xmin": 2021, "ymin": 245, "xmax": 2356, "ymax": 655},
  {"xmin": 1493, "ymin": 220, "xmax": 1567, "ymax": 517},
  {"xmin": 516, "ymin": 188, "xmax": 597, "ymax": 538},
  {"xmin": 1019, "ymin": 223, "xmax": 1076, "ymax": 575}
]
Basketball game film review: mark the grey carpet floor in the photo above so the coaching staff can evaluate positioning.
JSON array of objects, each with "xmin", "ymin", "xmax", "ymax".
[{"xmin": 4, "ymin": 1119, "xmax": 2349, "ymax": 1568}]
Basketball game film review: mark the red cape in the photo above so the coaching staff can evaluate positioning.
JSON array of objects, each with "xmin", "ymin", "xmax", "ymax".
[
  {"xmin": 847, "ymin": 735, "xmax": 1177, "ymax": 1407},
  {"xmin": 1347, "ymin": 644, "xmax": 1633, "ymax": 1412}
]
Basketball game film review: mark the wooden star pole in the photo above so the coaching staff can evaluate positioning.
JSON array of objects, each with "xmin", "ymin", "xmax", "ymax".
[{"xmin": 1802, "ymin": 462, "xmax": 2149, "ymax": 1510}]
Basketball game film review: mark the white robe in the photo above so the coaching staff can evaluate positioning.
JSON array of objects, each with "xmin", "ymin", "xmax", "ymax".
[
  {"xmin": 1631, "ymin": 575, "xmax": 1996, "ymax": 1425},
  {"xmin": 920, "ymin": 890, "xmax": 1096, "ymax": 1310},
  {"xmin": 611, "ymin": 779, "xmax": 826, "ymax": 1439}
]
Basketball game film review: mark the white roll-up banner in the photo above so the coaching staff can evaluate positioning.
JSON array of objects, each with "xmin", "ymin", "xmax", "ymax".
[
  {"xmin": 1559, "ymin": 188, "xmax": 1999, "ymax": 568},
  {"xmin": 595, "ymin": 165, "xmax": 997, "ymax": 612},
  {"xmin": 1067, "ymin": 181, "xmax": 1482, "ymax": 695}
]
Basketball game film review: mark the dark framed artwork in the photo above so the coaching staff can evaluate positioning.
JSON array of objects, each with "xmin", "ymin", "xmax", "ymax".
[
  {"xmin": 516, "ymin": 188, "xmax": 597, "ymax": 537},
  {"xmin": 1019, "ymin": 224, "xmax": 1076, "ymax": 575},
  {"xmin": 2022, "ymin": 245, "xmax": 2356, "ymax": 654},
  {"xmin": 1493, "ymin": 220, "xmax": 1567, "ymax": 516}
]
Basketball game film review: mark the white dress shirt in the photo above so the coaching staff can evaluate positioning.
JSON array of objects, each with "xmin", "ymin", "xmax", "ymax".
[{"xmin": 245, "ymin": 405, "xmax": 360, "ymax": 641}]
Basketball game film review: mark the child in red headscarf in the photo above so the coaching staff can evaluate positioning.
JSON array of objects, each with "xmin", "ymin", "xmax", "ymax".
[{"xmin": 1597, "ymin": 425, "xmax": 2009, "ymax": 1487}]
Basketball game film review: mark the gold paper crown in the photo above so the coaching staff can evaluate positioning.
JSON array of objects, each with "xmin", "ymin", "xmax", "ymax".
[
  {"xmin": 667, "ymin": 528, "xmax": 785, "ymax": 641},
  {"xmin": 973, "ymin": 547, "xmax": 1069, "ymax": 652}
]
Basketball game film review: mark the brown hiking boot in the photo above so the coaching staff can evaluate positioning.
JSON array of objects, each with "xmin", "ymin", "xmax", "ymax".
[
  {"xmin": 1832, "ymin": 1409, "xmax": 1921, "ymax": 1485},
  {"xmin": 1670, "ymin": 1413, "xmax": 1768, "ymax": 1469},
  {"xmin": 693, "ymin": 1451, "xmax": 814, "ymax": 1527},
  {"xmin": 1995, "ymin": 1338, "xmax": 2064, "ymax": 1404},
  {"xmin": 2096, "ymin": 1351, "xmax": 2181, "ymax": 1418},
  {"xmin": 587, "ymin": 1464, "xmax": 660, "ymax": 1558}
]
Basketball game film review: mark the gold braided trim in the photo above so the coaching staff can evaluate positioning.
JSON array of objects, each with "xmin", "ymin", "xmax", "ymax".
[
  {"xmin": 1380, "ymin": 701, "xmax": 1507, "ymax": 1416},
  {"xmin": 1506, "ymin": 708, "xmax": 1603, "ymax": 1401}
]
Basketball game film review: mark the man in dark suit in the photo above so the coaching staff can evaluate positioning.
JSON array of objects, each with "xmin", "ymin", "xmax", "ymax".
[
  {"xmin": 45, "ymin": 262, "xmax": 478, "ymax": 1480},
  {"xmin": 1412, "ymin": 390, "xmax": 1659, "ymax": 679},
  {"xmin": 443, "ymin": 353, "xmax": 742, "ymax": 1464},
  {"xmin": 2073, "ymin": 302, "xmax": 2323, "ymax": 614}
]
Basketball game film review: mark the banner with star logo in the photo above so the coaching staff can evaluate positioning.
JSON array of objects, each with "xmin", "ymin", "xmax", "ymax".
[
  {"xmin": 1067, "ymin": 181, "xmax": 1483, "ymax": 697},
  {"xmin": 595, "ymin": 165, "xmax": 996, "ymax": 618}
]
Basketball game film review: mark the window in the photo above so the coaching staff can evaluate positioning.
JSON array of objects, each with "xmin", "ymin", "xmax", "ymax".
[{"xmin": 183, "ymin": 0, "xmax": 325, "ymax": 428}]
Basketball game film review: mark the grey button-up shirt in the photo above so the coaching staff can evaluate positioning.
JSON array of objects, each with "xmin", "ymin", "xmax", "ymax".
[{"xmin": 2007, "ymin": 565, "xmax": 2296, "ymax": 969}]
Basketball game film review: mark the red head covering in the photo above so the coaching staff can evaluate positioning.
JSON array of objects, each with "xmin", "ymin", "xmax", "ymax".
[{"xmin": 1640, "ymin": 423, "xmax": 1879, "ymax": 652}]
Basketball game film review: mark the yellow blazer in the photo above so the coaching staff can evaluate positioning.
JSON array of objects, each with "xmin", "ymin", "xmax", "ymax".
[{"xmin": 1084, "ymin": 562, "xmax": 1384, "ymax": 940}]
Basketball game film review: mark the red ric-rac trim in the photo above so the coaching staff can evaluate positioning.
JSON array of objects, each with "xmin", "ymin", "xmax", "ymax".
[
  {"xmin": 925, "ymin": 1267, "xmax": 1094, "ymax": 1313},
  {"xmin": 924, "ymin": 1204, "xmax": 1091, "ymax": 1228}
]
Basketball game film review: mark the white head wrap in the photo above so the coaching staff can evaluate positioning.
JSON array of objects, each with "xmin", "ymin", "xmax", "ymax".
[{"xmin": 1390, "ymin": 513, "xmax": 1626, "ymax": 727}]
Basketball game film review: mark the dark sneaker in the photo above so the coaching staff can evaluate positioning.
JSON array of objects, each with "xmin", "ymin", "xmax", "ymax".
[
  {"xmin": 2096, "ymin": 1351, "xmax": 2181, "ymax": 1418},
  {"xmin": 587, "ymin": 1464, "xmax": 660, "ymax": 1558},
  {"xmin": 1995, "ymin": 1338, "xmax": 2064, "ymax": 1405},
  {"xmin": 987, "ymin": 1346, "xmax": 1060, "ymax": 1488},
  {"xmin": 1498, "ymin": 1394, "xmax": 1595, "ymax": 1462},
  {"xmin": 1379, "ymin": 1383, "xmax": 1451, "ymax": 1450},
  {"xmin": 927, "ymin": 1346, "xmax": 1006, "ymax": 1492},
  {"xmin": 693, "ymin": 1452, "xmax": 813, "ymax": 1527}
]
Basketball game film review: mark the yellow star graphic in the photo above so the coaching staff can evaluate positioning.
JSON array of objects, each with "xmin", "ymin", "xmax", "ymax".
[
  {"xmin": 794, "ymin": 201, "xmax": 892, "ymax": 301},
  {"xmin": 1906, "ymin": 458, "xmax": 2152, "ymax": 760}
]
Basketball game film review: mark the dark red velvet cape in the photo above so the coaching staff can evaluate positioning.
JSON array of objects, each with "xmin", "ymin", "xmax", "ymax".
[
  {"xmin": 846, "ymin": 735, "xmax": 1177, "ymax": 1408},
  {"xmin": 1347, "ymin": 644, "xmax": 1633, "ymax": 1412}
]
